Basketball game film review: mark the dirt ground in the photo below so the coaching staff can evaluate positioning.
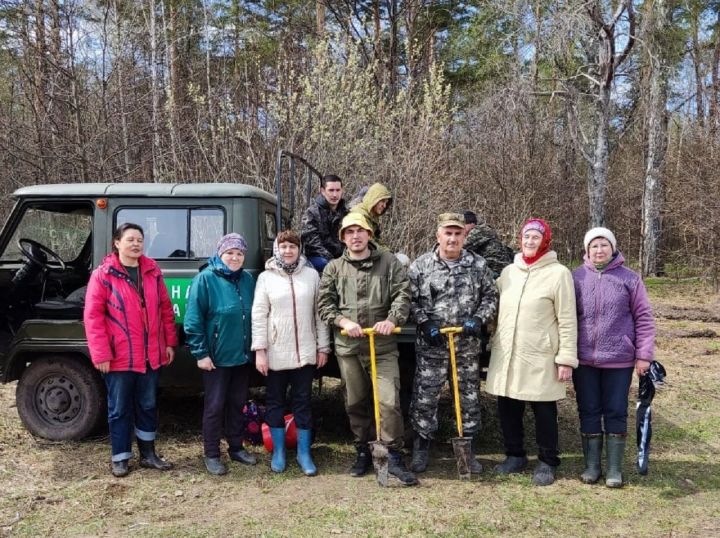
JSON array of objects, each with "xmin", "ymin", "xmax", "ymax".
[{"xmin": 1, "ymin": 279, "xmax": 719, "ymax": 537}]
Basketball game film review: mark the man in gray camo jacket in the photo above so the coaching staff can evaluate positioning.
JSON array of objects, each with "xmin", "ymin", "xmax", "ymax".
[
  {"xmin": 407, "ymin": 213, "xmax": 499, "ymax": 474},
  {"xmin": 463, "ymin": 210, "xmax": 514, "ymax": 278}
]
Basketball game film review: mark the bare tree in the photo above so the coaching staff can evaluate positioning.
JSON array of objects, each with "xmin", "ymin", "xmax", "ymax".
[{"xmin": 641, "ymin": 0, "xmax": 672, "ymax": 276}]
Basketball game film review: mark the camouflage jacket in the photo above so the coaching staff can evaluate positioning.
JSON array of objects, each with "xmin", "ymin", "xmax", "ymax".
[
  {"xmin": 408, "ymin": 247, "xmax": 498, "ymax": 355},
  {"xmin": 464, "ymin": 223, "xmax": 514, "ymax": 277}
]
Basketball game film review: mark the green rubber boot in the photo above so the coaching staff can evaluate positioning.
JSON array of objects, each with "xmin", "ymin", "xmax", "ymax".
[
  {"xmin": 605, "ymin": 434, "xmax": 626, "ymax": 488},
  {"xmin": 580, "ymin": 434, "xmax": 603, "ymax": 484}
]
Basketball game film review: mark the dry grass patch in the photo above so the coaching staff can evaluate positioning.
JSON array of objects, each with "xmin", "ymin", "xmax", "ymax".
[{"xmin": 1, "ymin": 279, "xmax": 720, "ymax": 537}]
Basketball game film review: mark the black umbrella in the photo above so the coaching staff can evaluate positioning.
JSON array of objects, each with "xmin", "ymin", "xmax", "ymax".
[{"xmin": 636, "ymin": 360, "xmax": 666, "ymax": 475}]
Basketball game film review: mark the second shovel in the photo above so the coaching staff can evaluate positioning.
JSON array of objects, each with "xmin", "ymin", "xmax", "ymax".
[{"xmin": 441, "ymin": 327, "xmax": 474, "ymax": 480}]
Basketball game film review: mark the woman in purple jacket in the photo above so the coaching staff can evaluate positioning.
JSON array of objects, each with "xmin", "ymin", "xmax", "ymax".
[{"xmin": 572, "ymin": 227, "xmax": 655, "ymax": 488}]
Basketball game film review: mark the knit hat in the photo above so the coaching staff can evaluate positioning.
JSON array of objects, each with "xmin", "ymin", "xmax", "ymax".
[
  {"xmin": 217, "ymin": 233, "xmax": 248, "ymax": 256},
  {"xmin": 338, "ymin": 212, "xmax": 373, "ymax": 240},
  {"xmin": 463, "ymin": 211, "xmax": 478, "ymax": 225},
  {"xmin": 583, "ymin": 227, "xmax": 617, "ymax": 253}
]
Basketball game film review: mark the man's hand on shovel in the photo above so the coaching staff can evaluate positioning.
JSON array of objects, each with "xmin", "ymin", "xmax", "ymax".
[{"xmin": 339, "ymin": 318, "xmax": 364, "ymax": 338}]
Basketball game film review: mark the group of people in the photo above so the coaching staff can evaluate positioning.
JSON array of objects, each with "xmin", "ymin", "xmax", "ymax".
[{"xmin": 83, "ymin": 174, "xmax": 655, "ymax": 490}]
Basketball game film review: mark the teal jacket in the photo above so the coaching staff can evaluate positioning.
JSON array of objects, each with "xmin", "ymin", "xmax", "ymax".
[{"xmin": 184, "ymin": 256, "xmax": 255, "ymax": 367}]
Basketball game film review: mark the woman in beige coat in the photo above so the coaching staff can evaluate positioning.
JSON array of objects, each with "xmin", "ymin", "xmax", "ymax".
[
  {"xmin": 252, "ymin": 230, "xmax": 330, "ymax": 476},
  {"xmin": 485, "ymin": 218, "xmax": 578, "ymax": 486}
]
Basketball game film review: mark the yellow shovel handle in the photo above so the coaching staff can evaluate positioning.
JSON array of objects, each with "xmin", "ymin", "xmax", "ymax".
[
  {"xmin": 441, "ymin": 327, "xmax": 464, "ymax": 438},
  {"xmin": 340, "ymin": 326, "xmax": 402, "ymax": 442}
]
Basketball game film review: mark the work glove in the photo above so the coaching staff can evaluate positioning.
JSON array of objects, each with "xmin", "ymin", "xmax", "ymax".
[
  {"xmin": 462, "ymin": 317, "xmax": 484, "ymax": 337},
  {"xmin": 419, "ymin": 320, "xmax": 445, "ymax": 347}
]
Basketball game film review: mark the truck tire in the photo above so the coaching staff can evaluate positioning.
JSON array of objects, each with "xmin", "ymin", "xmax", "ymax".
[{"xmin": 16, "ymin": 356, "xmax": 106, "ymax": 441}]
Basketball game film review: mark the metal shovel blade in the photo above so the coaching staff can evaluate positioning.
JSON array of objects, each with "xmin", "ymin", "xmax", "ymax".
[
  {"xmin": 452, "ymin": 436, "xmax": 473, "ymax": 480},
  {"xmin": 371, "ymin": 441, "xmax": 389, "ymax": 487}
]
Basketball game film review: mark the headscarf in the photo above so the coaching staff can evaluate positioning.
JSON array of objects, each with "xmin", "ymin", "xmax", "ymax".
[
  {"xmin": 519, "ymin": 218, "xmax": 552, "ymax": 265},
  {"xmin": 273, "ymin": 237, "xmax": 300, "ymax": 274},
  {"xmin": 216, "ymin": 233, "xmax": 248, "ymax": 256}
]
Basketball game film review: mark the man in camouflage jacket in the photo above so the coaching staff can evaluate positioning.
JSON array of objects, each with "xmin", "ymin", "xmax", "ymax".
[
  {"xmin": 407, "ymin": 213, "xmax": 499, "ymax": 474},
  {"xmin": 463, "ymin": 211, "xmax": 514, "ymax": 278}
]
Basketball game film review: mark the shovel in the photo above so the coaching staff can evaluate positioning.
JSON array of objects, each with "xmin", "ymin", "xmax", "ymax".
[
  {"xmin": 341, "ymin": 326, "xmax": 401, "ymax": 487},
  {"xmin": 441, "ymin": 327, "xmax": 474, "ymax": 480}
]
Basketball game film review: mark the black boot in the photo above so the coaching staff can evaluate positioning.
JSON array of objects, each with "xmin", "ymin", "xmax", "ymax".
[
  {"xmin": 494, "ymin": 455, "xmax": 528, "ymax": 474},
  {"xmin": 581, "ymin": 434, "xmax": 603, "ymax": 484},
  {"xmin": 228, "ymin": 447, "xmax": 258, "ymax": 466},
  {"xmin": 532, "ymin": 461, "xmax": 556, "ymax": 486},
  {"xmin": 388, "ymin": 450, "xmax": 419, "ymax": 486},
  {"xmin": 349, "ymin": 444, "xmax": 372, "ymax": 477},
  {"xmin": 111, "ymin": 460, "xmax": 129, "ymax": 477},
  {"xmin": 411, "ymin": 434, "xmax": 431, "ymax": 473},
  {"xmin": 137, "ymin": 439, "xmax": 173, "ymax": 471}
]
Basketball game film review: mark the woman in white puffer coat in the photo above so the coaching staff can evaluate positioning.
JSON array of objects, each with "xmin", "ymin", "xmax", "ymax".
[{"xmin": 251, "ymin": 230, "xmax": 331, "ymax": 476}]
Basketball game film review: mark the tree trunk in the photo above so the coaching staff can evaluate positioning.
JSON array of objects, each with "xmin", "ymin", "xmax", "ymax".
[
  {"xmin": 690, "ymin": 9, "xmax": 704, "ymax": 127},
  {"xmin": 149, "ymin": 0, "xmax": 162, "ymax": 181},
  {"xmin": 641, "ymin": 0, "xmax": 670, "ymax": 277},
  {"xmin": 316, "ymin": 1, "xmax": 325, "ymax": 36},
  {"xmin": 710, "ymin": 10, "xmax": 720, "ymax": 134},
  {"xmin": 589, "ymin": 86, "xmax": 610, "ymax": 227}
]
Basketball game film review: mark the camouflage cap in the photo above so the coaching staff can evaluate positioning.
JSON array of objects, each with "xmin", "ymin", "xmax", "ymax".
[
  {"xmin": 338, "ymin": 212, "xmax": 374, "ymax": 239},
  {"xmin": 437, "ymin": 212, "xmax": 466, "ymax": 229}
]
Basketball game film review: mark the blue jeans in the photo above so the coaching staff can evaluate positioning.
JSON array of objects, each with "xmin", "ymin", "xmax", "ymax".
[
  {"xmin": 572, "ymin": 365, "xmax": 634, "ymax": 434},
  {"xmin": 104, "ymin": 368, "xmax": 161, "ymax": 462},
  {"xmin": 307, "ymin": 256, "xmax": 330, "ymax": 272}
]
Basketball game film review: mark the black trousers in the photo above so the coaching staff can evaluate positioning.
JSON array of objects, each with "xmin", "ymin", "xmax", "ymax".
[
  {"xmin": 265, "ymin": 365, "xmax": 315, "ymax": 430},
  {"xmin": 202, "ymin": 364, "xmax": 250, "ymax": 458},
  {"xmin": 497, "ymin": 396, "xmax": 560, "ymax": 467}
]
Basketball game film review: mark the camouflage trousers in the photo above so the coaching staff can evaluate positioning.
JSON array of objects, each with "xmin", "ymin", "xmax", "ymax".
[{"xmin": 410, "ymin": 350, "xmax": 481, "ymax": 439}]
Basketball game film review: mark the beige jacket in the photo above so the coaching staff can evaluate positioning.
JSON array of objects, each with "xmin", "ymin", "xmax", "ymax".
[
  {"xmin": 485, "ymin": 251, "xmax": 578, "ymax": 401},
  {"xmin": 251, "ymin": 257, "xmax": 331, "ymax": 371}
]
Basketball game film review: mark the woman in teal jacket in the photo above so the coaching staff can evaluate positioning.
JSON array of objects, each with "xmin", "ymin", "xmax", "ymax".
[{"xmin": 184, "ymin": 233, "xmax": 257, "ymax": 475}]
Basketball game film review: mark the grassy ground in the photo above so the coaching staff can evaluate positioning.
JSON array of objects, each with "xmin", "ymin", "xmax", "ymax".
[{"xmin": 1, "ymin": 279, "xmax": 719, "ymax": 537}]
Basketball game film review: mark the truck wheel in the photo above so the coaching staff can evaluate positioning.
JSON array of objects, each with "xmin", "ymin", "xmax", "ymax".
[{"xmin": 16, "ymin": 356, "xmax": 106, "ymax": 441}]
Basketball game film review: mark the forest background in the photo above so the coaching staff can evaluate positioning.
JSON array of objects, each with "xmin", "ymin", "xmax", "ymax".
[{"xmin": 0, "ymin": 0, "xmax": 718, "ymax": 279}]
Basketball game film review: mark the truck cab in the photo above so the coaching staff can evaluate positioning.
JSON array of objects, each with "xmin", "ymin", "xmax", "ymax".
[{"xmin": 0, "ymin": 183, "xmax": 282, "ymax": 440}]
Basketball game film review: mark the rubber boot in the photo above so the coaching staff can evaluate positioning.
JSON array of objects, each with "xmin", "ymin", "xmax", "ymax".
[
  {"xmin": 295, "ymin": 429, "xmax": 317, "ymax": 476},
  {"xmin": 388, "ymin": 450, "xmax": 419, "ymax": 486},
  {"xmin": 581, "ymin": 434, "xmax": 603, "ymax": 484},
  {"xmin": 494, "ymin": 455, "xmax": 528, "ymax": 474},
  {"xmin": 349, "ymin": 444, "xmax": 372, "ymax": 477},
  {"xmin": 410, "ymin": 434, "xmax": 430, "ymax": 473},
  {"xmin": 270, "ymin": 427, "xmax": 286, "ymax": 473},
  {"xmin": 111, "ymin": 460, "xmax": 129, "ymax": 477},
  {"xmin": 532, "ymin": 461, "xmax": 556, "ymax": 486},
  {"xmin": 605, "ymin": 434, "xmax": 626, "ymax": 488},
  {"xmin": 137, "ymin": 439, "xmax": 173, "ymax": 470}
]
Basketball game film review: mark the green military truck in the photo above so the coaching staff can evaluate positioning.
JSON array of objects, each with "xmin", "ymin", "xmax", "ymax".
[{"xmin": 0, "ymin": 178, "xmax": 422, "ymax": 442}]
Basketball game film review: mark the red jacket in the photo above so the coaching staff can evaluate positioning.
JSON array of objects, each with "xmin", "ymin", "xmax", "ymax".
[{"xmin": 84, "ymin": 254, "xmax": 178, "ymax": 373}]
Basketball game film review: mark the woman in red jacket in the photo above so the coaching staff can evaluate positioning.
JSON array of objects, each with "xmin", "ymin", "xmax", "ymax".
[{"xmin": 84, "ymin": 223, "xmax": 178, "ymax": 477}]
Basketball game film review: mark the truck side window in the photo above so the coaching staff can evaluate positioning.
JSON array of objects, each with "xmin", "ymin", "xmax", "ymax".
[
  {"xmin": 1, "ymin": 207, "xmax": 92, "ymax": 262},
  {"xmin": 116, "ymin": 207, "xmax": 224, "ymax": 259}
]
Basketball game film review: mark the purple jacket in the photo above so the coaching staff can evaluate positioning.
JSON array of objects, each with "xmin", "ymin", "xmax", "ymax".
[{"xmin": 573, "ymin": 252, "xmax": 655, "ymax": 368}]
